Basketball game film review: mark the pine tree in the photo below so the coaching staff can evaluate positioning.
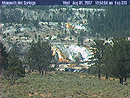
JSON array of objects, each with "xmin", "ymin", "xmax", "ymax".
[
  {"xmin": 0, "ymin": 42, "xmax": 8, "ymax": 74},
  {"xmin": 104, "ymin": 38, "xmax": 130, "ymax": 84},
  {"xmin": 89, "ymin": 40, "xmax": 105, "ymax": 79},
  {"xmin": 26, "ymin": 39, "xmax": 53, "ymax": 75},
  {"xmin": 88, "ymin": 6, "xmax": 130, "ymax": 37},
  {"xmin": 102, "ymin": 42, "xmax": 113, "ymax": 79},
  {"xmin": 8, "ymin": 49, "xmax": 22, "ymax": 68}
]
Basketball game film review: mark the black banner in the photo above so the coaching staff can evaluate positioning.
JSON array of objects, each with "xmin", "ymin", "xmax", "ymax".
[{"xmin": 0, "ymin": 0, "xmax": 129, "ymax": 5}]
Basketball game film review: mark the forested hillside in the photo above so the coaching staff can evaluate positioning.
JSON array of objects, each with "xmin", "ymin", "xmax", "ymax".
[
  {"xmin": 1, "ymin": 6, "xmax": 130, "ymax": 38},
  {"xmin": 88, "ymin": 6, "xmax": 130, "ymax": 37}
]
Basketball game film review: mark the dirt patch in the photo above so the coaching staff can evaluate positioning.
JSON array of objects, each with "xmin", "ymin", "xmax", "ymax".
[
  {"xmin": 80, "ymin": 75, "xmax": 86, "ymax": 78},
  {"xmin": 28, "ymin": 92, "xmax": 51, "ymax": 98},
  {"xmin": 40, "ymin": 93, "xmax": 51, "ymax": 98}
]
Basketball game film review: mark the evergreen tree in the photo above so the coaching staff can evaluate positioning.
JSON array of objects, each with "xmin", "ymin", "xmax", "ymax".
[
  {"xmin": 89, "ymin": 40, "xmax": 105, "ymax": 79},
  {"xmin": 0, "ymin": 42, "xmax": 8, "ymax": 74},
  {"xmin": 2, "ymin": 47, "xmax": 25, "ymax": 85},
  {"xmin": 4, "ymin": 66, "xmax": 25, "ymax": 85},
  {"xmin": 104, "ymin": 38, "xmax": 130, "ymax": 84},
  {"xmin": 54, "ymin": 52, "xmax": 59, "ymax": 68},
  {"xmin": 8, "ymin": 49, "xmax": 22, "ymax": 68},
  {"xmin": 25, "ymin": 40, "xmax": 37, "ymax": 71},
  {"xmin": 88, "ymin": 6, "xmax": 130, "ymax": 37},
  {"xmin": 26, "ymin": 39, "xmax": 53, "ymax": 75},
  {"xmin": 102, "ymin": 41, "xmax": 113, "ymax": 79},
  {"xmin": 74, "ymin": 56, "xmax": 80, "ymax": 66}
]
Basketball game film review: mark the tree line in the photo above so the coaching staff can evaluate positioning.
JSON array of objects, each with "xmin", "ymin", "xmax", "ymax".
[
  {"xmin": 0, "ymin": 39, "xmax": 54, "ymax": 85},
  {"xmin": 88, "ymin": 38, "xmax": 130, "ymax": 84},
  {"xmin": 0, "ymin": 42, "xmax": 25, "ymax": 85},
  {"xmin": 87, "ymin": 6, "xmax": 130, "ymax": 38},
  {"xmin": 25, "ymin": 39, "xmax": 54, "ymax": 75}
]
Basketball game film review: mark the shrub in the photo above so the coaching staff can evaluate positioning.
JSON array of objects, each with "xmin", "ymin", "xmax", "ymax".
[{"xmin": 4, "ymin": 66, "xmax": 25, "ymax": 85}]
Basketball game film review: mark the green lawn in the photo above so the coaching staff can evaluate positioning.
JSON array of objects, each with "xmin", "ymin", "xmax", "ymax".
[{"xmin": 0, "ymin": 72, "xmax": 130, "ymax": 98}]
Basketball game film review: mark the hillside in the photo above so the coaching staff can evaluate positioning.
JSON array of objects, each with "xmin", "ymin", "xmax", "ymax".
[
  {"xmin": 1, "ymin": 5, "xmax": 101, "ymax": 59},
  {"xmin": 1, "ymin": 5, "xmax": 130, "ymax": 62}
]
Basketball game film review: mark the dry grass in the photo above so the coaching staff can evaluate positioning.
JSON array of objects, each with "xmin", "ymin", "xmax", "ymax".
[{"xmin": 0, "ymin": 72, "xmax": 130, "ymax": 98}]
